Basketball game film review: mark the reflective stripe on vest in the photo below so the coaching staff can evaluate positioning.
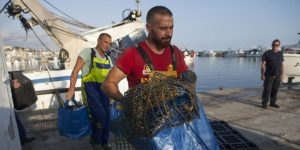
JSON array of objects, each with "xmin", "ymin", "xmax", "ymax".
[{"xmin": 82, "ymin": 55, "xmax": 111, "ymax": 83}]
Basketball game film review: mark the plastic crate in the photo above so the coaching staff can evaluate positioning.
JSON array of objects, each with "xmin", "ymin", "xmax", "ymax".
[
  {"xmin": 210, "ymin": 120, "xmax": 259, "ymax": 150},
  {"xmin": 111, "ymin": 121, "xmax": 154, "ymax": 150}
]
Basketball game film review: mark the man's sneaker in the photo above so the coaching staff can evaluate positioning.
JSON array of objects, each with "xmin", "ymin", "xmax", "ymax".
[
  {"xmin": 262, "ymin": 104, "xmax": 267, "ymax": 109},
  {"xmin": 270, "ymin": 103, "xmax": 280, "ymax": 108}
]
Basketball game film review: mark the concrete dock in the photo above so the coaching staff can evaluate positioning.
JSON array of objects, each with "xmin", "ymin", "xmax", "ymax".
[
  {"xmin": 199, "ymin": 87, "xmax": 300, "ymax": 150},
  {"xmin": 19, "ymin": 87, "xmax": 300, "ymax": 150}
]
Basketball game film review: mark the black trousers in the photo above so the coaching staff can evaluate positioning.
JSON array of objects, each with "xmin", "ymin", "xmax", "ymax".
[
  {"xmin": 15, "ymin": 112, "xmax": 27, "ymax": 143},
  {"xmin": 262, "ymin": 75, "xmax": 281, "ymax": 105}
]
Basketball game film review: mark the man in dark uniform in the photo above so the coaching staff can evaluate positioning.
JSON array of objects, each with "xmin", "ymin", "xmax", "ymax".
[
  {"xmin": 261, "ymin": 39, "xmax": 284, "ymax": 108},
  {"xmin": 11, "ymin": 79, "xmax": 36, "ymax": 145}
]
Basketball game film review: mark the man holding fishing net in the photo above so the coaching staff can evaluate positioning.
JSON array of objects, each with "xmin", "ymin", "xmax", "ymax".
[
  {"xmin": 102, "ymin": 5, "xmax": 218, "ymax": 150},
  {"xmin": 101, "ymin": 6, "xmax": 195, "ymax": 100}
]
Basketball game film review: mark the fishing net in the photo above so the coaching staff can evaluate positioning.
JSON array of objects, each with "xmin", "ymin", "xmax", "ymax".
[{"xmin": 122, "ymin": 72, "xmax": 199, "ymax": 138}]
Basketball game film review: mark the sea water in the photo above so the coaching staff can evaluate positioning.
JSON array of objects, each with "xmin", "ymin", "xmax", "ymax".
[{"xmin": 190, "ymin": 57, "xmax": 262, "ymax": 92}]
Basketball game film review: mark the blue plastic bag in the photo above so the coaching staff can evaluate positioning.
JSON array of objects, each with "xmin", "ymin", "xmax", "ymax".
[
  {"xmin": 152, "ymin": 96, "xmax": 219, "ymax": 150},
  {"xmin": 111, "ymin": 96, "xmax": 219, "ymax": 150},
  {"xmin": 110, "ymin": 101, "xmax": 124, "ymax": 121},
  {"xmin": 58, "ymin": 99, "xmax": 91, "ymax": 139}
]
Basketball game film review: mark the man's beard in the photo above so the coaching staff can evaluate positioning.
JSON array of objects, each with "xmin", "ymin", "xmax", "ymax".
[{"xmin": 153, "ymin": 36, "xmax": 172, "ymax": 48}]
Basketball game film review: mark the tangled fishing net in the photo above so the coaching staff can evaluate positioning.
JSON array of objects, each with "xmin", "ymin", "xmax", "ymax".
[{"xmin": 122, "ymin": 72, "xmax": 199, "ymax": 138}]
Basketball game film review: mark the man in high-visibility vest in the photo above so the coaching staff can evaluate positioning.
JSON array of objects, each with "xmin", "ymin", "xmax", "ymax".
[{"xmin": 66, "ymin": 33, "xmax": 113, "ymax": 150}]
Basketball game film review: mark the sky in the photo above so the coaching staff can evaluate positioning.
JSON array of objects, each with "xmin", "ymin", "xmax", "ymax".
[{"xmin": 0, "ymin": 0, "xmax": 300, "ymax": 51}]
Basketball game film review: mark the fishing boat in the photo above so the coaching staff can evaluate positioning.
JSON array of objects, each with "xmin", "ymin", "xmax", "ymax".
[
  {"xmin": 1, "ymin": 0, "xmax": 146, "ymax": 110},
  {"xmin": 282, "ymin": 35, "xmax": 300, "ymax": 84},
  {"xmin": 245, "ymin": 46, "xmax": 266, "ymax": 57},
  {"xmin": 202, "ymin": 50, "xmax": 216, "ymax": 57},
  {"xmin": 245, "ymin": 49, "xmax": 264, "ymax": 57},
  {"xmin": 224, "ymin": 48, "xmax": 245, "ymax": 57}
]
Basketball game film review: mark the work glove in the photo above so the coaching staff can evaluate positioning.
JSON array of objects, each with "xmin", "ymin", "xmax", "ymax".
[{"xmin": 180, "ymin": 70, "xmax": 197, "ymax": 84}]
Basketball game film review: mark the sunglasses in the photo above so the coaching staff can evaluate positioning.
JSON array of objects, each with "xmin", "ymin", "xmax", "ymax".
[{"xmin": 273, "ymin": 44, "xmax": 280, "ymax": 47}]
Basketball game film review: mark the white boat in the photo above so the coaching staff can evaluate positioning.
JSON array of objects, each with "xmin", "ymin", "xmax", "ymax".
[
  {"xmin": 2, "ymin": 0, "xmax": 146, "ymax": 110},
  {"xmin": 202, "ymin": 50, "xmax": 216, "ymax": 57},
  {"xmin": 224, "ymin": 49, "xmax": 245, "ymax": 57},
  {"xmin": 245, "ymin": 49, "xmax": 264, "ymax": 57},
  {"xmin": 183, "ymin": 50, "xmax": 196, "ymax": 66},
  {"xmin": 282, "ymin": 37, "xmax": 300, "ymax": 84},
  {"xmin": 245, "ymin": 46, "xmax": 266, "ymax": 57}
]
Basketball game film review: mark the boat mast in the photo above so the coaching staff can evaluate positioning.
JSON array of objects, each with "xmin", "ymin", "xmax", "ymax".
[
  {"xmin": 4, "ymin": 0, "xmax": 145, "ymax": 69},
  {"xmin": 6, "ymin": 0, "xmax": 97, "ymax": 68}
]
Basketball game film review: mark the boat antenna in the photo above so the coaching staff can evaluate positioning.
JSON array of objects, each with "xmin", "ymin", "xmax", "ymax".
[
  {"xmin": 135, "ymin": 0, "xmax": 141, "ymax": 17},
  {"xmin": 136, "ymin": 0, "xmax": 140, "ymax": 11}
]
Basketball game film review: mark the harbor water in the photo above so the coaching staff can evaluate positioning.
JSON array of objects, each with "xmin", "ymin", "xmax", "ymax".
[{"xmin": 191, "ymin": 57, "xmax": 262, "ymax": 92}]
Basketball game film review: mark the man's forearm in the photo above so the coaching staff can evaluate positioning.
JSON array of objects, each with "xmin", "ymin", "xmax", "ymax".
[
  {"xmin": 261, "ymin": 68, "xmax": 265, "ymax": 76},
  {"xmin": 69, "ymin": 71, "xmax": 78, "ymax": 91},
  {"xmin": 260, "ymin": 63, "xmax": 266, "ymax": 80},
  {"xmin": 101, "ymin": 81, "xmax": 123, "ymax": 101}
]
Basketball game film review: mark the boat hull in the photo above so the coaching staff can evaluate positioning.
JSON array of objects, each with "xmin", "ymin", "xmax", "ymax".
[
  {"xmin": 18, "ymin": 69, "xmax": 128, "ymax": 110},
  {"xmin": 282, "ymin": 54, "xmax": 300, "ymax": 83}
]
